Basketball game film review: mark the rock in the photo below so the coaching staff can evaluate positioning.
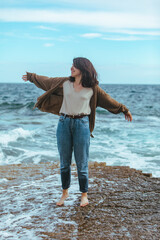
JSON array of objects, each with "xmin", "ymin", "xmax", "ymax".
[
  {"xmin": 142, "ymin": 173, "xmax": 152, "ymax": 177},
  {"xmin": 0, "ymin": 162, "xmax": 159, "ymax": 239},
  {"xmin": 94, "ymin": 161, "xmax": 99, "ymax": 167}
]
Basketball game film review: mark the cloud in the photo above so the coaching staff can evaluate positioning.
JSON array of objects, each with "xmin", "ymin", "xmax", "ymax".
[
  {"xmin": 35, "ymin": 25, "xmax": 58, "ymax": 31},
  {"xmin": 101, "ymin": 29, "xmax": 160, "ymax": 36},
  {"xmin": 0, "ymin": 31, "xmax": 73, "ymax": 42},
  {"xmin": 80, "ymin": 30, "xmax": 160, "ymax": 41},
  {"xmin": 0, "ymin": 8, "xmax": 159, "ymax": 29},
  {"xmin": 60, "ymin": 0, "xmax": 160, "ymax": 12},
  {"xmin": 80, "ymin": 33, "xmax": 102, "ymax": 38},
  {"xmin": 102, "ymin": 36, "xmax": 148, "ymax": 41},
  {"xmin": 5, "ymin": 0, "xmax": 158, "ymax": 13}
]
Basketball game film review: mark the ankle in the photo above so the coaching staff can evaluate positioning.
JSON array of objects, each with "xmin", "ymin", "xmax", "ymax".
[
  {"xmin": 81, "ymin": 192, "xmax": 87, "ymax": 197},
  {"xmin": 62, "ymin": 189, "xmax": 69, "ymax": 195}
]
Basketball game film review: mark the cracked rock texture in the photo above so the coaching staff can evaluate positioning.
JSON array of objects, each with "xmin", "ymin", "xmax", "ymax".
[{"xmin": 0, "ymin": 162, "xmax": 159, "ymax": 240}]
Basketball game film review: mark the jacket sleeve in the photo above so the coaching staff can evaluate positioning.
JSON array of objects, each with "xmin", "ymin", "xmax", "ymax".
[
  {"xmin": 97, "ymin": 85, "xmax": 129, "ymax": 114},
  {"xmin": 27, "ymin": 72, "xmax": 61, "ymax": 91}
]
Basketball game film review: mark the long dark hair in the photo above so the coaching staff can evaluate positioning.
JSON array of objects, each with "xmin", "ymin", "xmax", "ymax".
[{"xmin": 69, "ymin": 57, "xmax": 99, "ymax": 87}]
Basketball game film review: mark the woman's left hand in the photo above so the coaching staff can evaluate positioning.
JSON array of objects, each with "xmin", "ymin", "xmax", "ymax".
[{"xmin": 125, "ymin": 111, "xmax": 132, "ymax": 122}]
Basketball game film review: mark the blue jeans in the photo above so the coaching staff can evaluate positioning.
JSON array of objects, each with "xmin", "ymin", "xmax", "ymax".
[{"xmin": 56, "ymin": 115, "xmax": 90, "ymax": 193}]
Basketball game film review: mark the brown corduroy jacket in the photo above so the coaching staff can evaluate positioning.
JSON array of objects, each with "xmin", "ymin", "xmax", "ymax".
[{"xmin": 27, "ymin": 72, "xmax": 129, "ymax": 137}]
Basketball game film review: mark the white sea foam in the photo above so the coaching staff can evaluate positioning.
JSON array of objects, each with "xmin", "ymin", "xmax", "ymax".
[
  {"xmin": 0, "ymin": 139, "xmax": 59, "ymax": 165},
  {"xmin": 0, "ymin": 178, "xmax": 8, "ymax": 183},
  {"xmin": 91, "ymin": 138, "xmax": 160, "ymax": 178},
  {"xmin": 146, "ymin": 116, "xmax": 160, "ymax": 122},
  {"xmin": 0, "ymin": 127, "xmax": 34, "ymax": 146},
  {"xmin": 0, "ymin": 151, "xmax": 4, "ymax": 161},
  {"xmin": 0, "ymin": 167, "xmax": 81, "ymax": 240}
]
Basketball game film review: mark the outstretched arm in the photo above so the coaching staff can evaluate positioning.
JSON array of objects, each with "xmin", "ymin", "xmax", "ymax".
[
  {"xmin": 22, "ymin": 72, "xmax": 63, "ymax": 91},
  {"xmin": 97, "ymin": 85, "xmax": 132, "ymax": 121}
]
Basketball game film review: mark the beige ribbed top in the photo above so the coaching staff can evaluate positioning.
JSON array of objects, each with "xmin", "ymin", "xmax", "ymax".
[{"xmin": 59, "ymin": 80, "xmax": 93, "ymax": 115}]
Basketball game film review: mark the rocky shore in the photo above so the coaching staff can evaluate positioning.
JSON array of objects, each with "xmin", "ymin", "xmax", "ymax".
[{"xmin": 0, "ymin": 162, "xmax": 160, "ymax": 239}]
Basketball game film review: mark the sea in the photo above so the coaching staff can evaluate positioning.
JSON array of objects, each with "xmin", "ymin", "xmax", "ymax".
[{"xmin": 0, "ymin": 82, "xmax": 160, "ymax": 177}]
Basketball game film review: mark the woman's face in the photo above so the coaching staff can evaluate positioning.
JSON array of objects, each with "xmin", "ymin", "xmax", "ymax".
[{"xmin": 71, "ymin": 64, "xmax": 81, "ymax": 78}]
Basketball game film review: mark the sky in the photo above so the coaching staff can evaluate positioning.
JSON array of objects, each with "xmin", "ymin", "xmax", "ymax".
[{"xmin": 0, "ymin": 0, "xmax": 160, "ymax": 84}]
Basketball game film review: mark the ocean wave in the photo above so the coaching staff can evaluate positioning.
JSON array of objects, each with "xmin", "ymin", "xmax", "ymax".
[
  {"xmin": 0, "ymin": 102, "xmax": 35, "ymax": 110},
  {"xmin": 0, "ymin": 128, "xmax": 34, "ymax": 146},
  {"xmin": 146, "ymin": 116, "xmax": 160, "ymax": 122},
  {"xmin": 96, "ymin": 108, "xmax": 110, "ymax": 115},
  {"xmin": 0, "ymin": 83, "xmax": 159, "ymax": 178}
]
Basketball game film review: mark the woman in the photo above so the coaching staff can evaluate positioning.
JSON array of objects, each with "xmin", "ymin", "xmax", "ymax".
[{"xmin": 22, "ymin": 57, "xmax": 132, "ymax": 207}]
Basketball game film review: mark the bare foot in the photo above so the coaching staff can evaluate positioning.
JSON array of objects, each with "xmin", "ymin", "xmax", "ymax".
[
  {"xmin": 80, "ymin": 192, "xmax": 89, "ymax": 207},
  {"xmin": 56, "ymin": 189, "xmax": 69, "ymax": 206}
]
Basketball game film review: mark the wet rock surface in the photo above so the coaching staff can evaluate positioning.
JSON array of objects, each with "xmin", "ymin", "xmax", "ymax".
[{"xmin": 0, "ymin": 162, "xmax": 159, "ymax": 240}]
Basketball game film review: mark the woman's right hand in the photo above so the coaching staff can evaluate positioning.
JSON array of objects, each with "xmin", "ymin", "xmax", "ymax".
[{"xmin": 22, "ymin": 74, "xmax": 28, "ymax": 82}]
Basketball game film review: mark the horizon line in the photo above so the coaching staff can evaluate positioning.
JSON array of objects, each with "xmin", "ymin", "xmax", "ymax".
[{"xmin": 0, "ymin": 82, "xmax": 159, "ymax": 85}]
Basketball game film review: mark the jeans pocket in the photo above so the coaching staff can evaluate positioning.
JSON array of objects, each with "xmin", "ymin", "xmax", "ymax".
[
  {"xmin": 59, "ymin": 115, "xmax": 65, "ymax": 122},
  {"xmin": 79, "ymin": 116, "xmax": 89, "ymax": 124}
]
